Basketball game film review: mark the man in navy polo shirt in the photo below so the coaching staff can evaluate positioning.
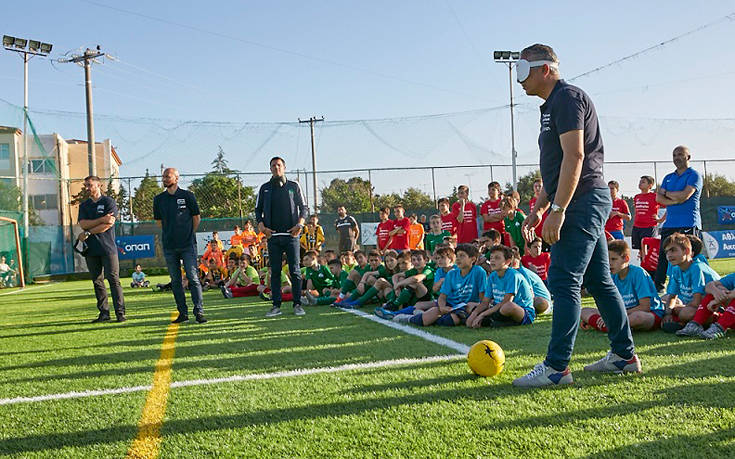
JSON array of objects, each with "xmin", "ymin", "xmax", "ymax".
[
  {"xmin": 514, "ymin": 44, "xmax": 639, "ymax": 388},
  {"xmin": 78, "ymin": 175, "xmax": 126, "ymax": 323},
  {"xmin": 654, "ymin": 146, "xmax": 702, "ymax": 292},
  {"xmin": 153, "ymin": 167, "xmax": 207, "ymax": 324}
]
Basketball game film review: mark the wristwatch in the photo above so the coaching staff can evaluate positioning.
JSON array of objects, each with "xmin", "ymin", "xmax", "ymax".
[
  {"xmin": 550, "ymin": 203, "xmax": 565, "ymax": 214},
  {"xmin": 84, "ymin": 231, "xmax": 91, "ymax": 237}
]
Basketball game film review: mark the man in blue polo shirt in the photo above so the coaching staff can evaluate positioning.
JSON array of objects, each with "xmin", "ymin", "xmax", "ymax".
[
  {"xmin": 514, "ymin": 44, "xmax": 639, "ymax": 388},
  {"xmin": 654, "ymin": 146, "xmax": 702, "ymax": 292},
  {"xmin": 153, "ymin": 167, "xmax": 207, "ymax": 324},
  {"xmin": 78, "ymin": 175, "xmax": 126, "ymax": 323}
]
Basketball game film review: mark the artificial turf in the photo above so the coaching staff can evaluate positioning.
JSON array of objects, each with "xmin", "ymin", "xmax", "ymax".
[{"xmin": 0, "ymin": 260, "xmax": 734, "ymax": 458}]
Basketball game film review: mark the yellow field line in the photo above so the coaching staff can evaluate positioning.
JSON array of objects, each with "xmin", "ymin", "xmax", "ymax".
[{"xmin": 126, "ymin": 311, "xmax": 180, "ymax": 459}]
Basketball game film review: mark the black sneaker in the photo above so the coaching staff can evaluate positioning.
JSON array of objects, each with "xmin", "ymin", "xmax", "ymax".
[
  {"xmin": 195, "ymin": 314, "xmax": 208, "ymax": 324},
  {"xmin": 172, "ymin": 314, "xmax": 189, "ymax": 324},
  {"xmin": 259, "ymin": 291, "xmax": 271, "ymax": 301},
  {"xmin": 91, "ymin": 315, "xmax": 110, "ymax": 323},
  {"xmin": 116, "ymin": 315, "xmax": 127, "ymax": 323}
]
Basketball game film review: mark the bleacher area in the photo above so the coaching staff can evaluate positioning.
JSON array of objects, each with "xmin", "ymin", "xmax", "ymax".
[{"xmin": 1, "ymin": 258, "xmax": 733, "ymax": 457}]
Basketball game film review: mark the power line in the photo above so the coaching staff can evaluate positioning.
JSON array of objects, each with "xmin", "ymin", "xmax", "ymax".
[
  {"xmin": 79, "ymin": 0, "xmax": 493, "ymax": 102},
  {"xmin": 569, "ymin": 11, "xmax": 735, "ymax": 82}
]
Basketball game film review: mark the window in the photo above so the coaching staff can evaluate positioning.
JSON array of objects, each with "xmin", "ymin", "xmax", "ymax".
[
  {"xmin": 0, "ymin": 144, "xmax": 9, "ymax": 170},
  {"xmin": 31, "ymin": 193, "xmax": 58, "ymax": 210},
  {"xmin": 28, "ymin": 158, "xmax": 57, "ymax": 174}
]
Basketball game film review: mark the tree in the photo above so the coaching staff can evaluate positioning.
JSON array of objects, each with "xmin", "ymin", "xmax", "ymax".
[
  {"xmin": 320, "ymin": 177, "xmax": 373, "ymax": 213},
  {"xmin": 0, "ymin": 181, "xmax": 42, "ymax": 225},
  {"xmin": 504, "ymin": 169, "xmax": 541, "ymax": 206},
  {"xmin": 399, "ymin": 187, "xmax": 434, "ymax": 210},
  {"xmin": 211, "ymin": 145, "xmax": 233, "ymax": 174},
  {"xmin": 70, "ymin": 178, "xmax": 130, "ymax": 222},
  {"xmin": 190, "ymin": 173, "xmax": 255, "ymax": 219},
  {"xmin": 373, "ymin": 193, "xmax": 401, "ymax": 211},
  {"xmin": 704, "ymin": 173, "xmax": 735, "ymax": 197},
  {"xmin": 132, "ymin": 169, "xmax": 163, "ymax": 221}
]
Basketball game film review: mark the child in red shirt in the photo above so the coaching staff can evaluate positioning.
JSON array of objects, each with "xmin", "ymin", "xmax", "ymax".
[
  {"xmin": 375, "ymin": 207, "xmax": 394, "ymax": 253},
  {"xmin": 521, "ymin": 237, "xmax": 551, "ymax": 284},
  {"xmin": 639, "ymin": 236, "xmax": 660, "ymax": 278},
  {"xmin": 632, "ymin": 175, "xmax": 661, "ymax": 250},
  {"xmin": 604, "ymin": 180, "xmax": 630, "ymax": 240},
  {"xmin": 437, "ymin": 198, "xmax": 457, "ymax": 236},
  {"xmin": 480, "ymin": 181, "xmax": 505, "ymax": 235},
  {"xmin": 451, "ymin": 185, "xmax": 478, "ymax": 244},
  {"xmin": 389, "ymin": 204, "xmax": 411, "ymax": 251}
]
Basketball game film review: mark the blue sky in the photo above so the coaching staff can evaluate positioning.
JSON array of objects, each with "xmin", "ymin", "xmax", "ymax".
[{"xmin": 1, "ymin": 1, "xmax": 734, "ymax": 197}]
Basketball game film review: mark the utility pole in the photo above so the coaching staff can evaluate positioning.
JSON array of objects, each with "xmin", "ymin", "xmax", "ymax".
[
  {"xmin": 59, "ymin": 46, "xmax": 105, "ymax": 176},
  {"xmin": 493, "ymin": 50, "xmax": 520, "ymax": 191},
  {"xmin": 298, "ymin": 116, "xmax": 324, "ymax": 214}
]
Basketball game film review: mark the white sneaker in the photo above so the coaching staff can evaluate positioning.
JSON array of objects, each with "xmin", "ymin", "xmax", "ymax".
[
  {"xmin": 265, "ymin": 306, "xmax": 282, "ymax": 318},
  {"xmin": 512, "ymin": 362, "xmax": 573, "ymax": 388},
  {"xmin": 676, "ymin": 321, "xmax": 704, "ymax": 338},
  {"xmin": 583, "ymin": 351, "xmax": 642, "ymax": 374},
  {"xmin": 294, "ymin": 305, "xmax": 306, "ymax": 316},
  {"xmin": 392, "ymin": 314, "xmax": 413, "ymax": 324}
]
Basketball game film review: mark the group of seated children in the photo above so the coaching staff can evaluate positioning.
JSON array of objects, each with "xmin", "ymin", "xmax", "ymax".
[{"xmin": 579, "ymin": 233, "xmax": 732, "ymax": 340}]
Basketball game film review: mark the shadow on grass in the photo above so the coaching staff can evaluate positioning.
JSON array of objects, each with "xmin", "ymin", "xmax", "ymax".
[
  {"xmin": 584, "ymin": 426, "xmax": 735, "ymax": 458},
  {"xmin": 3, "ymin": 377, "xmax": 732, "ymax": 455}
]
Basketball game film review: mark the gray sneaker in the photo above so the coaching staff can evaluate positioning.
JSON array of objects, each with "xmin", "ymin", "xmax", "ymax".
[
  {"xmin": 512, "ymin": 362, "xmax": 573, "ymax": 388},
  {"xmin": 701, "ymin": 322, "xmax": 726, "ymax": 340},
  {"xmin": 304, "ymin": 291, "xmax": 316, "ymax": 305},
  {"xmin": 676, "ymin": 321, "xmax": 704, "ymax": 338},
  {"xmin": 583, "ymin": 351, "xmax": 642, "ymax": 374},
  {"xmin": 294, "ymin": 305, "xmax": 306, "ymax": 316},
  {"xmin": 265, "ymin": 306, "xmax": 282, "ymax": 318},
  {"xmin": 392, "ymin": 314, "xmax": 413, "ymax": 324}
]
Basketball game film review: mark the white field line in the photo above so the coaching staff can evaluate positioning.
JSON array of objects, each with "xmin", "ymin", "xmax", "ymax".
[
  {"xmin": 0, "ymin": 355, "xmax": 463, "ymax": 406},
  {"xmin": 0, "ymin": 282, "xmax": 56, "ymax": 296},
  {"xmin": 342, "ymin": 308, "xmax": 471, "ymax": 355}
]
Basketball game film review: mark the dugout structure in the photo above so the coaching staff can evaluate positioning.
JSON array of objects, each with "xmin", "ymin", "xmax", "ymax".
[{"xmin": 0, "ymin": 216, "xmax": 25, "ymax": 288}]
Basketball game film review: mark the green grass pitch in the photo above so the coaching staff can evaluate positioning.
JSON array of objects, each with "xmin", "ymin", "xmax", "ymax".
[{"xmin": 0, "ymin": 259, "xmax": 734, "ymax": 457}]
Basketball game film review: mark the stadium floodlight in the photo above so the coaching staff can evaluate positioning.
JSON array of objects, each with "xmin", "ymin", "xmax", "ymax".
[
  {"xmin": 28, "ymin": 40, "xmax": 40, "ymax": 52},
  {"xmin": 492, "ymin": 49, "xmax": 521, "ymax": 190},
  {"xmin": 2, "ymin": 35, "xmax": 14, "ymax": 48},
  {"xmin": 40, "ymin": 42, "xmax": 52, "ymax": 54},
  {"xmin": 13, "ymin": 37, "xmax": 27, "ymax": 49}
]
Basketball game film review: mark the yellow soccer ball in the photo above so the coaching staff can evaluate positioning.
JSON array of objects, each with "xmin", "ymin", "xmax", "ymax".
[{"xmin": 467, "ymin": 340, "xmax": 505, "ymax": 377}]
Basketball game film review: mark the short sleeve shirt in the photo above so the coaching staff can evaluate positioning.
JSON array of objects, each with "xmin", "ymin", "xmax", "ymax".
[
  {"xmin": 666, "ymin": 261, "xmax": 720, "ymax": 304},
  {"xmin": 719, "ymin": 273, "xmax": 735, "ymax": 290},
  {"xmin": 605, "ymin": 198, "xmax": 629, "ymax": 232},
  {"xmin": 518, "ymin": 266, "xmax": 552, "ymax": 302},
  {"xmin": 390, "ymin": 218, "xmax": 411, "ymax": 250},
  {"xmin": 633, "ymin": 193, "xmax": 659, "ymax": 228},
  {"xmin": 538, "ymin": 80, "xmax": 606, "ymax": 203},
  {"xmin": 484, "ymin": 268, "xmax": 535, "ymax": 314},
  {"xmin": 451, "ymin": 201, "xmax": 479, "ymax": 244},
  {"xmin": 335, "ymin": 215, "xmax": 358, "ymax": 243},
  {"xmin": 521, "ymin": 252, "xmax": 551, "ymax": 280},
  {"xmin": 439, "ymin": 265, "xmax": 486, "ymax": 306},
  {"xmin": 480, "ymin": 199, "xmax": 505, "ymax": 232},
  {"xmin": 660, "ymin": 168, "xmax": 702, "ymax": 229},
  {"xmin": 153, "ymin": 188, "xmax": 200, "ymax": 250},
  {"xmin": 613, "ymin": 265, "xmax": 664, "ymax": 316},
  {"xmin": 425, "ymin": 231, "xmax": 450, "ymax": 254},
  {"xmin": 305, "ymin": 264, "xmax": 334, "ymax": 291},
  {"xmin": 376, "ymin": 220, "xmax": 395, "ymax": 250},
  {"xmin": 78, "ymin": 195, "xmax": 118, "ymax": 256}
]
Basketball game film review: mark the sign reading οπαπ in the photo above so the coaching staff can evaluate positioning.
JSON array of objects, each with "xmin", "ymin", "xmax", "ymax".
[
  {"xmin": 115, "ymin": 235, "xmax": 155, "ymax": 260},
  {"xmin": 717, "ymin": 206, "xmax": 735, "ymax": 225}
]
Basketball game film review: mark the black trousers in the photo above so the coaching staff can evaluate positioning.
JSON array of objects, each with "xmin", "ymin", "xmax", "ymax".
[
  {"xmin": 654, "ymin": 226, "xmax": 700, "ymax": 291},
  {"xmin": 85, "ymin": 253, "xmax": 125, "ymax": 317}
]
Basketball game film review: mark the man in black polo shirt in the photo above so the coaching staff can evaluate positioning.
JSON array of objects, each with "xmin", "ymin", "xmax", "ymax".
[
  {"xmin": 335, "ymin": 206, "xmax": 359, "ymax": 253},
  {"xmin": 255, "ymin": 156, "xmax": 308, "ymax": 317},
  {"xmin": 514, "ymin": 44, "xmax": 639, "ymax": 388},
  {"xmin": 153, "ymin": 167, "xmax": 207, "ymax": 324},
  {"xmin": 77, "ymin": 175, "xmax": 126, "ymax": 323}
]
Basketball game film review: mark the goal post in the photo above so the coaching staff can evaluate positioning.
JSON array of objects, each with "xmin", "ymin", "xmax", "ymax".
[{"xmin": 0, "ymin": 216, "xmax": 25, "ymax": 288}]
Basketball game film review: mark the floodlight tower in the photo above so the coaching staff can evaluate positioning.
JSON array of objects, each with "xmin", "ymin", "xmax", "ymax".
[
  {"xmin": 493, "ymin": 50, "xmax": 520, "ymax": 191},
  {"xmin": 3, "ymin": 35, "xmax": 53, "ymax": 270}
]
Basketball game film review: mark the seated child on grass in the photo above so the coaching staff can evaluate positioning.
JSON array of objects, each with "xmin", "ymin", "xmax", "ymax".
[
  {"xmin": 676, "ymin": 273, "xmax": 735, "ymax": 340},
  {"xmin": 352, "ymin": 250, "xmax": 400, "ymax": 307},
  {"xmin": 466, "ymin": 245, "xmax": 535, "ymax": 328},
  {"xmin": 333, "ymin": 250, "xmax": 371, "ymax": 304},
  {"xmin": 221, "ymin": 254, "xmax": 261, "ymax": 298},
  {"xmin": 580, "ymin": 240, "xmax": 663, "ymax": 332},
  {"xmin": 130, "ymin": 264, "xmax": 150, "ymax": 288},
  {"xmin": 258, "ymin": 259, "xmax": 293, "ymax": 302},
  {"xmin": 202, "ymin": 257, "xmax": 227, "ymax": 291},
  {"xmin": 301, "ymin": 250, "xmax": 335, "ymax": 302},
  {"xmin": 510, "ymin": 247, "xmax": 551, "ymax": 315},
  {"xmin": 392, "ymin": 243, "xmax": 486, "ymax": 327},
  {"xmin": 341, "ymin": 250, "xmax": 357, "ymax": 273},
  {"xmin": 521, "ymin": 237, "xmax": 551, "ymax": 287},
  {"xmin": 303, "ymin": 258, "xmax": 349, "ymax": 305},
  {"xmin": 377, "ymin": 250, "xmax": 434, "ymax": 312},
  {"xmin": 337, "ymin": 251, "xmax": 385, "ymax": 308},
  {"xmin": 660, "ymin": 233, "xmax": 720, "ymax": 332}
]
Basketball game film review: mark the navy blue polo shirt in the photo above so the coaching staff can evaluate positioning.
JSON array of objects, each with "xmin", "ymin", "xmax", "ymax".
[
  {"xmin": 153, "ymin": 187, "xmax": 200, "ymax": 250},
  {"xmin": 660, "ymin": 167, "xmax": 702, "ymax": 229},
  {"xmin": 78, "ymin": 195, "xmax": 118, "ymax": 256},
  {"xmin": 538, "ymin": 80, "xmax": 607, "ymax": 202}
]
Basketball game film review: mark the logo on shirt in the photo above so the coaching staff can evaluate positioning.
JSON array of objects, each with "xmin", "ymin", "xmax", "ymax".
[
  {"xmin": 177, "ymin": 198, "xmax": 186, "ymax": 205},
  {"xmin": 96, "ymin": 204, "xmax": 105, "ymax": 213},
  {"xmin": 541, "ymin": 113, "xmax": 551, "ymax": 132}
]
